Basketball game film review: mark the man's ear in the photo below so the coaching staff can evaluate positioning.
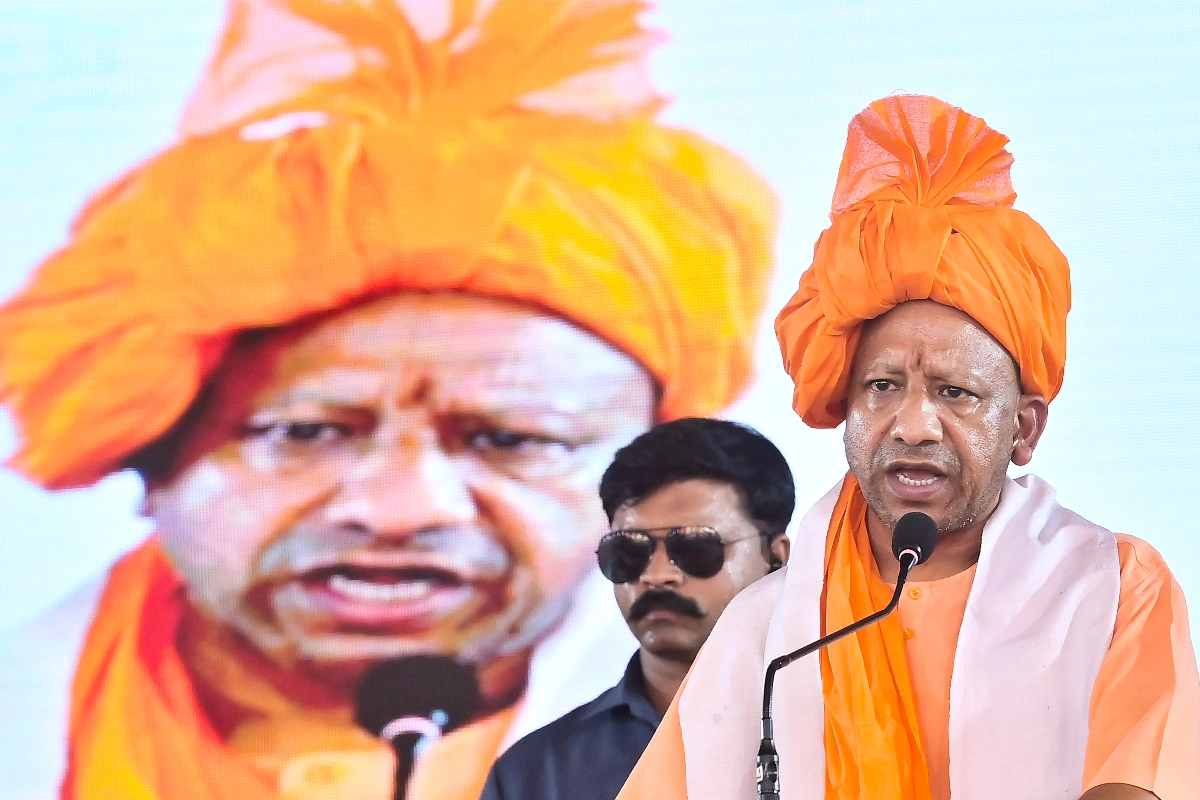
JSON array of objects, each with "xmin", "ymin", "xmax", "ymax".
[
  {"xmin": 137, "ymin": 487, "xmax": 158, "ymax": 519},
  {"xmin": 768, "ymin": 534, "xmax": 791, "ymax": 571},
  {"xmin": 1011, "ymin": 394, "xmax": 1049, "ymax": 467}
]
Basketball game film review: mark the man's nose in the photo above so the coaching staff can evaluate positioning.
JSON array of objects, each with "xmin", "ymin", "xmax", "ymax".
[
  {"xmin": 890, "ymin": 385, "xmax": 943, "ymax": 446},
  {"xmin": 639, "ymin": 539, "xmax": 684, "ymax": 587},
  {"xmin": 323, "ymin": 426, "xmax": 477, "ymax": 537}
]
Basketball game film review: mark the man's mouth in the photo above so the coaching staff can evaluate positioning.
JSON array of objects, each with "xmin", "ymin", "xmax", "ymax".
[
  {"xmin": 885, "ymin": 463, "xmax": 948, "ymax": 501},
  {"xmin": 281, "ymin": 563, "xmax": 483, "ymax": 631},
  {"xmin": 325, "ymin": 567, "xmax": 458, "ymax": 603},
  {"xmin": 895, "ymin": 470, "xmax": 940, "ymax": 487}
]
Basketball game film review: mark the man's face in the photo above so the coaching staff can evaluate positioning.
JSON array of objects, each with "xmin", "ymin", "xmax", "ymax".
[
  {"xmin": 843, "ymin": 300, "xmax": 1029, "ymax": 534},
  {"xmin": 148, "ymin": 292, "xmax": 655, "ymax": 677},
  {"xmin": 611, "ymin": 479, "xmax": 782, "ymax": 664}
]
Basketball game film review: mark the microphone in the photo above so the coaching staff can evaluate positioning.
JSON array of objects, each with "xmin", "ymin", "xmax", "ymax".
[
  {"xmin": 355, "ymin": 655, "xmax": 482, "ymax": 799},
  {"xmin": 755, "ymin": 512, "xmax": 937, "ymax": 800}
]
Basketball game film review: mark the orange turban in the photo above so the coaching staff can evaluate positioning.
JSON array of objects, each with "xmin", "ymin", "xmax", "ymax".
[
  {"xmin": 0, "ymin": 0, "xmax": 777, "ymax": 490},
  {"xmin": 775, "ymin": 95, "xmax": 1070, "ymax": 428}
]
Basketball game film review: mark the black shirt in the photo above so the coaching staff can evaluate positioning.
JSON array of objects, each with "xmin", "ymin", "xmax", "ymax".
[{"xmin": 479, "ymin": 653, "xmax": 663, "ymax": 800}]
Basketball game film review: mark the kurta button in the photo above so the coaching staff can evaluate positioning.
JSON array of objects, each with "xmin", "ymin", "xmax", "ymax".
[
  {"xmin": 908, "ymin": 587, "xmax": 922, "ymax": 600},
  {"xmin": 903, "ymin": 628, "xmax": 916, "ymax": 640}
]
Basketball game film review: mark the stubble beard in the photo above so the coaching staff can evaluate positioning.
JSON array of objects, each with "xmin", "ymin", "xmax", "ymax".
[{"xmin": 857, "ymin": 449, "xmax": 1006, "ymax": 536}]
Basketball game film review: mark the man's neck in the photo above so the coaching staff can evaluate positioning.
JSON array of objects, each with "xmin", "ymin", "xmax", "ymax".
[
  {"xmin": 637, "ymin": 648, "xmax": 690, "ymax": 716},
  {"xmin": 866, "ymin": 508, "xmax": 986, "ymax": 583}
]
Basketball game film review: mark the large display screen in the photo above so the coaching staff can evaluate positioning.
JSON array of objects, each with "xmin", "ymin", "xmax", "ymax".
[{"xmin": 1, "ymin": 1, "xmax": 1196, "ymax": 798}]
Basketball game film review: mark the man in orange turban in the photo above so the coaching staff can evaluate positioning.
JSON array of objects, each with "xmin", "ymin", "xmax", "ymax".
[
  {"xmin": 616, "ymin": 96, "xmax": 1199, "ymax": 800},
  {"xmin": 0, "ymin": 2, "xmax": 777, "ymax": 798}
]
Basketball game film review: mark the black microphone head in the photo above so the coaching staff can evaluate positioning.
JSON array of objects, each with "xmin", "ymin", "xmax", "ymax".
[
  {"xmin": 891, "ymin": 512, "xmax": 938, "ymax": 566},
  {"xmin": 354, "ymin": 655, "xmax": 481, "ymax": 741}
]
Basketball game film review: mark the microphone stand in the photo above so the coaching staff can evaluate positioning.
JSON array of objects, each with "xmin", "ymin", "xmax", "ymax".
[{"xmin": 756, "ymin": 547, "xmax": 920, "ymax": 800}]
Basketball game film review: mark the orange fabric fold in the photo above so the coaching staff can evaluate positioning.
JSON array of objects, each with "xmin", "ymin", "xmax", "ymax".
[
  {"xmin": 0, "ymin": 0, "xmax": 778, "ymax": 490},
  {"xmin": 65, "ymin": 541, "xmax": 275, "ymax": 799},
  {"xmin": 821, "ymin": 476, "xmax": 930, "ymax": 800},
  {"xmin": 775, "ymin": 95, "xmax": 1070, "ymax": 428},
  {"xmin": 64, "ymin": 538, "xmax": 513, "ymax": 800}
]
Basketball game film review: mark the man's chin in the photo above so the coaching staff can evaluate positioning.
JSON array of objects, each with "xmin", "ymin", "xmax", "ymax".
[
  {"xmin": 639, "ymin": 637, "xmax": 702, "ymax": 666},
  {"xmin": 635, "ymin": 623, "xmax": 704, "ymax": 659},
  {"xmin": 245, "ymin": 612, "xmax": 553, "ymax": 671},
  {"xmin": 865, "ymin": 482, "xmax": 952, "ymax": 529}
]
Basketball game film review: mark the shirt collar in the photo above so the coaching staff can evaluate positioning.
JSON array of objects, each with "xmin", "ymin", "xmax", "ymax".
[{"xmin": 580, "ymin": 651, "xmax": 664, "ymax": 726}]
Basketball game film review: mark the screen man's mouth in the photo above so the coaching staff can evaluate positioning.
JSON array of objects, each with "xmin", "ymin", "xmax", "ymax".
[{"xmin": 283, "ymin": 563, "xmax": 482, "ymax": 631}]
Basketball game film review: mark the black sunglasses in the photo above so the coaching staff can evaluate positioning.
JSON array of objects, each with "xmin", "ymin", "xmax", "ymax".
[{"xmin": 596, "ymin": 526, "xmax": 768, "ymax": 584}]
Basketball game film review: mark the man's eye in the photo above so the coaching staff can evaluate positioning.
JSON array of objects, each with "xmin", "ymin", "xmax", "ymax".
[
  {"xmin": 940, "ymin": 386, "xmax": 973, "ymax": 400},
  {"xmin": 464, "ymin": 428, "xmax": 565, "ymax": 454},
  {"xmin": 867, "ymin": 379, "xmax": 894, "ymax": 392},
  {"xmin": 246, "ymin": 421, "xmax": 353, "ymax": 443}
]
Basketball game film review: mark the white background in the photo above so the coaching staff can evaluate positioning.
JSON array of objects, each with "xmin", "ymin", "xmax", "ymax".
[{"xmin": 1, "ymin": 0, "xmax": 1198, "ymax": 640}]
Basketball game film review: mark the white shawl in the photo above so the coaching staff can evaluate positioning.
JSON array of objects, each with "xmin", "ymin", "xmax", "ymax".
[{"xmin": 677, "ymin": 475, "xmax": 1120, "ymax": 800}]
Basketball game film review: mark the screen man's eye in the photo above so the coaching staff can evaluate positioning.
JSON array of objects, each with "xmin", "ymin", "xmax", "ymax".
[
  {"xmin": 940, "ymin": 386, "xmax": 973, "ymax": 400},
  {"xmin": 867, "ymin": 379, "xmax": 894, "ymax": 392},
  {"xmin": 465, "ymin": 428, "xmax": 539, "ymax": 450},
  {"xmin": 245, "ymin": 421, "xmax": 354, "ymax": 443},
  {"xmin": 461, "ymin": 427, "xmax": 572, "ymax": 458}
]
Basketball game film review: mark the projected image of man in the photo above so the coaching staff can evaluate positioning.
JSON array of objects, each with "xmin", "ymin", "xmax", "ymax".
[{"xmin": 0, "ymin": 2, "xmax": 778, "ymax": 799}]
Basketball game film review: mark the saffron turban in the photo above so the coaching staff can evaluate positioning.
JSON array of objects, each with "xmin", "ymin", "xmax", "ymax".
[
  {"xmin": 0, "ymin": 0, "xmax": 777, "ymax": 490},
  {"xmin": 775, "ymin": 95, "xmax": 1070, "ymax": 428}
]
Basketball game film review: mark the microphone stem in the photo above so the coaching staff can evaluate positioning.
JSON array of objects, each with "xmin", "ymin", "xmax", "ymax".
[
  {"xmin": 761, "ymin": 550, "xmax": 916, "ymax": 720},
  {"xmin": 755, "ymin": 551, "xmax": 917, "ymax": 799}
]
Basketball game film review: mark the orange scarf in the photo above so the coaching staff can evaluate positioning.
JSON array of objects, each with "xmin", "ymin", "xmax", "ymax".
[
  {"xmin": 64, "ymin": 539, "xmax": 512, "ymax": 800},
  {"xmin": 820, "ymin": 477, "xmax": 930, "ymax": 799}
]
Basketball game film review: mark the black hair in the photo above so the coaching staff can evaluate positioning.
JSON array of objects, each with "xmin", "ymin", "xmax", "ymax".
[{"xmin": 599, "ymin": 417, "xmax": 795, "ymax": 540}]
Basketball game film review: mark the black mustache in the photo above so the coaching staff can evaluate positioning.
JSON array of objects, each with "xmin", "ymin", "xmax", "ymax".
[{"xmin": 628, "ymin": 589, "xmax": 706, "ymax": 622}]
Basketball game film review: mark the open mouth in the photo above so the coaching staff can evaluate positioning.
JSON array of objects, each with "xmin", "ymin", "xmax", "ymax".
[
  {"xmin": 306, "ymin": 565, "xmax": 463, "ymax": 601},
  {"xmin": 885, "ymin": 463, "xmax": 948, "ymax": 500},
  {"xmin": 894, "ymin": 469, "xmax": 941, "ymax": 487},
  {"xmin": 284, "ymin": 564, "xmax": 481, "ymax": 630}
]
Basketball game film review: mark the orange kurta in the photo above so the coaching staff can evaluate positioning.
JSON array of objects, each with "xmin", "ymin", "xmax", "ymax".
[
  {"xmin": 899, "ymin": 534, "xmax": 1198, "ymax": 799},
  {"xmin": 618, "ymin": 533, "xmax": 1199, "ymax": 800}
]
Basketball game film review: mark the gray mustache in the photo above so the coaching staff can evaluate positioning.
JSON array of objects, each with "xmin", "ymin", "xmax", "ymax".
[
  {"xmin": 256, "ymin": 526, "xmax": 511, "ymax": 581},
  {"xmin": 873, "ymin": 444, "xmax": 959, "ymax": 473}
]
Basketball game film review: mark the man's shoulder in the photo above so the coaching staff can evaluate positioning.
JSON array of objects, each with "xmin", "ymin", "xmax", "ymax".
[
  {"xmin": 1113, "ymin": 533, "xmax": 1177, "ymax": 593},
  {"xmin": 486, "ymin": 681, "xmax": 653, "ymax": 800},
  {"xmin": 495, "ymin": 687, "xmax": 618, "ymax": 766}
]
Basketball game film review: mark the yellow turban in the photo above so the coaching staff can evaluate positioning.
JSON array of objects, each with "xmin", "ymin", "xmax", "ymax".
[
  {"xmin": 0, "ymin": 0, "xmax": 777, "ymax": 489},
  {"xmin": 775, "ymin": 95, "xmax": 1070, "ymax": 428}
]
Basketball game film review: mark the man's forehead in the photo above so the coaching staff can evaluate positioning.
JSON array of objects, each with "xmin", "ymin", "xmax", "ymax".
[
  {"xmin": 860, "ymin": 303, "xmax": 1008, "ymax": 357},
  {"xmin": 291, "ymin": 293, "xmax": 641, "ymax": 371},
  {"xmin": 235, "ymin": 292, "xmax": 653, "ymax": 411},
  {"xmin": 852, "ymin": 300, "xmax": 1020, "ymax": 384},
  {"xmin": 615, "ymin": 480, "xmax": 744, "ymax": 525},
  {"xmin": 265, "ymin": 363, "xmax": 642, "ymax": 415}
]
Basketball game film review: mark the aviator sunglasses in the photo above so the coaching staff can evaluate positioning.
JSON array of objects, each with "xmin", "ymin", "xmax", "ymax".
[{"xmin": 596, "ymin": 526, "xmax": 769, "ymax": 584}]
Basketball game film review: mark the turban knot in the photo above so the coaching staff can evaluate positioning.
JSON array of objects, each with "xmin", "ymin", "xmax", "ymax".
[{"xmin": 775, "ymin": 95, "xmax": 1071, "ymax": 428}]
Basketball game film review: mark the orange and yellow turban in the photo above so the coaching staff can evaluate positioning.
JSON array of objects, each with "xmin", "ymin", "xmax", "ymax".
[
  {"xmin": 775, "ymin": 95, "xmax": 1070, "ymax": 428},
  {"xmin": 0, "ymin": 0, "xmax": 777, "ymax": 490}
]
